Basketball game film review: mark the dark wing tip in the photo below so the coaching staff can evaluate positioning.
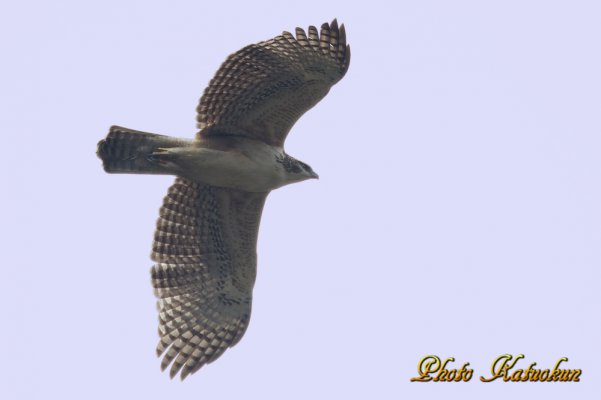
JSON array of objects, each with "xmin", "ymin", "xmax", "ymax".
[
  {"xmin": 339, "ymin": 23, "xmax": 347, "ymax": 47},
  {"xmin": 169, "ymin": 366, "xmax": 179, "ymax": 379},
  {"xmin": 307, "ymin": 25, "xmax": 319, "ymax": 47},
  {"xmin": 289, "ymin": 19, "xmax": 350, "ymax": 73},
  {"xmin": 346, "ymin": 44, "xmax": 351, "ymax": 68},
  {"xmin": 295, "ymin": 26, "xmax": 309, "ymax": 46},
  {"xmin": 180, "ymin": 367, "xmax": 191, "ymax": 381}
]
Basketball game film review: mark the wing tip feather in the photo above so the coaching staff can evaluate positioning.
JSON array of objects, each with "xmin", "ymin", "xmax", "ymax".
[{"xmin": 291, "ymin": 19, "xmax": 349, "ymax": 73}]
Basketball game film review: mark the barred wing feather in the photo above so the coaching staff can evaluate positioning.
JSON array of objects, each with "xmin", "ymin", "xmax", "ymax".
[
  {"xmin": 196, "ymin": 19, "xmax": 350, "ymax": 147},
  {"xmin": 151, "ymin": 178, "xmax": 267, "ymax": 379}
]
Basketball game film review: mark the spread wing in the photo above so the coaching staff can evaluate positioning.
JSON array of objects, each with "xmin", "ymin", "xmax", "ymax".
[
  {"xmin": 151, "ymin": 178, "xmax": 267, "ymax": 379},
  {"xmin": 196, "ymin": 19, "xmax": 350, "ymax": 148}
]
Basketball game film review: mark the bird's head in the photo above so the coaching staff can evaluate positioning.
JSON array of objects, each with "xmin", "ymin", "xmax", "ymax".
[
  {"xmin": 277, "ymin": 154, "xmax": 319, "ymax": 183},
  {"xmin": 296, "ymin": 160, "xmax": 319, "ymax": 181}
]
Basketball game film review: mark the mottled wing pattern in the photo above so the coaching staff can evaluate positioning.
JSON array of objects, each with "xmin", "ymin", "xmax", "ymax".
[
  {"xmin": 151, "ymin": 178, "xmax": 267, "ymax": 379},
  {"xmin": 196, "ymin": 19, "xmax": 350, "ymax": 147}
]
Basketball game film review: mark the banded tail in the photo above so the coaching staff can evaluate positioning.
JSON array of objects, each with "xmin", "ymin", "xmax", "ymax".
[{"xmin": 97, "ymin": 126, "xmax": 191, "ymax": 174}]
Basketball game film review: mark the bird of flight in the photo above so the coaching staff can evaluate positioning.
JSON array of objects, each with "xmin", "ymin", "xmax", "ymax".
[{"xmin": 97, "ymin": 19, "xmax": 350, "ymax": 380}]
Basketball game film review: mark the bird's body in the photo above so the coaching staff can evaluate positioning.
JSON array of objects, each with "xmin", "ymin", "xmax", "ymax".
[
  {"xmin": 157, "ymin": 136, "xmax": 316, "ymax": 192},
  {"xmin": 100, "ymin": 128, "xmax": 312, "ymax": 191},
  {"xmin": 97, "ymin": 19, "xmax": 349, "ymax": 379}
]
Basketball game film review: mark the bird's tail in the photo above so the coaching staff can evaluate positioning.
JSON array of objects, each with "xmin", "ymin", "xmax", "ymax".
[{"xmin": 97, "ymin": 126, "xmax": 191, "ymax": 175}]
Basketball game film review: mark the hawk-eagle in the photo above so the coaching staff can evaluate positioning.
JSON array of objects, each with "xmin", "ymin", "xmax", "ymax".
[{"xmin": 97, "ymin": 19, "xmax": 350, "ymax": 379}]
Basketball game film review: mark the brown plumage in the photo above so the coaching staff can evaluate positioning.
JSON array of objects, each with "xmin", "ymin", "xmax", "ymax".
[
  {"xmin": 197, "ymin": 20, "xmax": 350, "ymax": 147},
  {"xmin": 151, "ymin": 179, "xmax": 266, "ymax": 379},
  {"xmin": 97, "ymin": 19, "xmax": 350, "ymax": 379}
]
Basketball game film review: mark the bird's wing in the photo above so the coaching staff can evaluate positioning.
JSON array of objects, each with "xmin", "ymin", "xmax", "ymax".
[
  {"xmin": 196, "ymin": 19, "xmax": 350, "ymax": 148},
  {"xmin": 151, "ymin": 177, "xmax": 267, "ymax": 379}
]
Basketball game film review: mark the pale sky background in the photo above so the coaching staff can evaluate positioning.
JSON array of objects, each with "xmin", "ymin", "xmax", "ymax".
[{"xmin": 2, "ymin": 1, "xmax": 600, "ymax": 399}]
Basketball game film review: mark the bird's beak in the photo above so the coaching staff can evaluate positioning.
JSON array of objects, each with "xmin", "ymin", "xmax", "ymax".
[{"xmin": 310, "ymin": 171, "xmax": 319, "ymax": 179}]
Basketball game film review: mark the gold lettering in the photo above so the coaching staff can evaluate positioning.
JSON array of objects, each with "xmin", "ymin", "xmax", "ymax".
[
  {"xmin": 446, "ymin": 369, "xmax": 457, "ymax": 381},
  {"xmin": 481, "ymin": 354, "xmax": 524, "ymax": 382},
  {"xmin": 410, "ymin": 356, "xmax": 473, "ymax": 382},
  {"xmin": 524, "ymin": 362, "xmax": 537, "ymax": 381},
  {"xmin": 434, "ymin": 357, "xmax": 455, "ymax": 382},
  {"xmin": 551, "ymin": 357, "xmax": 567, "ymax": 382},
  {"xmin": 569, "ymin": 370, "xmax": 582, "ymax": 382},
  {"xmin": 412, "ymin": 354, "xmax": 581, "ymax": 383},
  {"xmin": 410, "ymin": 355, "xmax": 441, "ymax": 382},
  {"xmin": 464, "ymin": 367, "xmax": 473, "ymax": 381},
  {"xmin": 510, "ymin": 369, "xmax": 523, "ymax": 382},
  {"xmin": 480, "ymin": 354, "xmax": 510, "ymax": 382},
  {"xmin": 503, "ymin": 354, "xmax": 524, "ymax": 382},
  {"xmin": 530, "ymin": 367, "xmax": 541, "ymax": 381},
  {"xmin": 559, "ymin": 369, "xmax": 571, "ymax": 382}
]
